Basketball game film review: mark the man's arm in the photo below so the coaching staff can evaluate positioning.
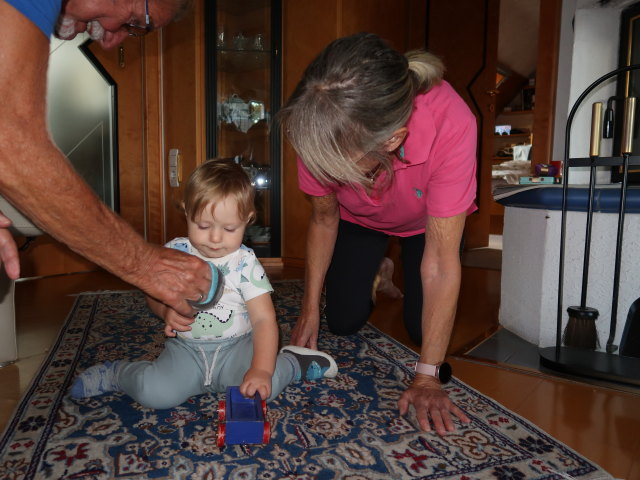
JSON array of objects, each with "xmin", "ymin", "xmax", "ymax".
[
  {"xmin": 398, "ymin": 212, "xmax": 471, "ymax": 434},
  {"xmin": 0, "ymin": 3, "xmax": 210, "ymax": 315}
]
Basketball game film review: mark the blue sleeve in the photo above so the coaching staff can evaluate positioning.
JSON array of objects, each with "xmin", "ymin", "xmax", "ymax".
[{"xmin": 5, "ymin": 0, "xmax": 62, "ymax": 39}]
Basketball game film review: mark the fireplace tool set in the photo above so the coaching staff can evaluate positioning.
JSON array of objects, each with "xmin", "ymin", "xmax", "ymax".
[{"xmin": 539, "ymin": 65, "xmax": 640, "ymax": 386}]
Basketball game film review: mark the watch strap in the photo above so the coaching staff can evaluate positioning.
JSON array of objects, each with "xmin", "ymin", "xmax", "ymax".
[{"xmin": 414, "ymin": 362, "xmax": 439, "ymax": 377}]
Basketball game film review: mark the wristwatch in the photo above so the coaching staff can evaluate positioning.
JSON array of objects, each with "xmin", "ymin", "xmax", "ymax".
[{"xmin": 414, "ymin": 361, "xmax": 452, "ymax": 384}]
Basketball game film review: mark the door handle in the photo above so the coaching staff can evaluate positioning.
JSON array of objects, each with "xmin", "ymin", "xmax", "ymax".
[{"xmin": 169, "ymin": 149, "xmax": 182, "ymax": 187}]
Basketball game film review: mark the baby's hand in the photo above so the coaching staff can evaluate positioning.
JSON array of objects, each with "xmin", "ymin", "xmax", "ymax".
[
  {"xmin": 163, "ymin": 309, "xmax": 195, "ymax": 337},
  {"xmin": 240, "ymin": 368, "xmax": 272, "ymax": 401}
]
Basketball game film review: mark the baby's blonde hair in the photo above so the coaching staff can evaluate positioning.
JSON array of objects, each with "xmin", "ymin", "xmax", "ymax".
[{"xmin": 184, "ymin": 159, "xmax": 256, "ymax": 224}]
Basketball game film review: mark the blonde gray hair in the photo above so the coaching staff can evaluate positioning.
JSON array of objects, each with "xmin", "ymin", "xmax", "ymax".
[
  {"xmin": 278, "ymin": 33, "xmax": 444, "ymax": 188},
  {"xmin": 184, "ymin": 160, "xmax": 256, "ymax": 224}
]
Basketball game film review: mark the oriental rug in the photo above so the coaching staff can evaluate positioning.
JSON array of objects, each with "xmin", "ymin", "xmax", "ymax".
[{"xmin": 0, "ymin": 281, "xmax": 612, "ymax": 479}]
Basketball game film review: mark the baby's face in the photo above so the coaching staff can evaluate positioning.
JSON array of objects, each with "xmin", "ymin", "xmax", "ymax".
[{"xmin": 187, "ymin": 197, "xmax": 247, "ymax": 259}]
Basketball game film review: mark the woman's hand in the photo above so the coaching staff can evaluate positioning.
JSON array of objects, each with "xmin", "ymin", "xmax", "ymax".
[
  {"xmin": 402, "ymin": 213, "xmax": 469, "ymax": 435},
  {"xmin": 290, "ymin": 312, "xmax": 320, "ymax": 350},
  {"xmin": 0, "ymin": 212, "xmax": 19, "ymax": 280},
  {"xmin": 398, "ymin": 375, "xmax": 470, "ymax": 435},
  {"xmin": 241, "ymin": 368, "xmax": 272, "ymax": 401}
]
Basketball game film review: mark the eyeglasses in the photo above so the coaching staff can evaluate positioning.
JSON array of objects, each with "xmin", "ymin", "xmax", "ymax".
[
  {"xmin": 354, "ymin": 151, "xmax": 386, "ymax": 183},
  {"xmin": 123, "ymin": 0, "xmax": 152, "ymax": 37}
]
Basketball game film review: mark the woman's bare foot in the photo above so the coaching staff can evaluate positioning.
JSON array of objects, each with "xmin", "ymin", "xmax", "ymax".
[{"xmin": 372, "ymin": 257, "xmax": 403, "ymax": 303}]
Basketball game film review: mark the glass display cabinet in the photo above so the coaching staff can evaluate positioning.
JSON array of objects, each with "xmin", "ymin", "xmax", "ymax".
[{"xmin": 205, "ymin": 0, "xmax": 281, "ymax": 258}]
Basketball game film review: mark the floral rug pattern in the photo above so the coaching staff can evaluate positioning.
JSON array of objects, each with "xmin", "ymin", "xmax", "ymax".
[{"xmin": 0, "ymin": 281, "xmax": 611, "ymax": 479}]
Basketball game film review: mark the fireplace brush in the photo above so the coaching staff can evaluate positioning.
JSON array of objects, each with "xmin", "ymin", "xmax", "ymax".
[{"xmin": 562, "ymin": 102, "xmax": 602, "ymax": 349}]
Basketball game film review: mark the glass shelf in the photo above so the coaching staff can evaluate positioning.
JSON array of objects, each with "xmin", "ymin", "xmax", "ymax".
[
  {"xmin": 217, "ymin": 49, "xmax": 270, "ymax": 72},
  {"xmin": 217, "ymin": 48, "xmax": 270, "ymax": 53}
]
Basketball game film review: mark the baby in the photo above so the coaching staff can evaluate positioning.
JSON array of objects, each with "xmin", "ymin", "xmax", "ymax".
[{"xmin": 71, "ymin": 159, "xmax": 337, "ymax": 408}]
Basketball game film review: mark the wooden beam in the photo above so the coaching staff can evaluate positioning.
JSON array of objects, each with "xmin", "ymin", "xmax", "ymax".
[{"xmin": 532, "ymin": 0, "xmax": 562, "ymax": 166}]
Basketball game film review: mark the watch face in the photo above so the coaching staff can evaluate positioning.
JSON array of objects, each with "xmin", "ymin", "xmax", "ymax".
[{"xmin": 438, "ymin": 362, "xmax": 452, "ymax": 384}]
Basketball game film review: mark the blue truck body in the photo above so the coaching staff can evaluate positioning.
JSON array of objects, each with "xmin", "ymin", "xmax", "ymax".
[{"xmin": 217, "ymin": 386, "xmax": 270, "ymax": 446}]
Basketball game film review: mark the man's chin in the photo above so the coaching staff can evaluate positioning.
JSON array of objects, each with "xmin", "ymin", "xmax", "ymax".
[{"xmin": 97, "ymin": 32, "xmax": 130, "ymax": 50}]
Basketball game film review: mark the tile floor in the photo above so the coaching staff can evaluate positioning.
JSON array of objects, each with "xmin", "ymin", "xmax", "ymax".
[
  {"xmin": 467, "ymin": 324, "xmax": 640, "ymax": 397},
  {"xmin": 467, "ymin": 327, "xmax": 542, "ymax": 369}
]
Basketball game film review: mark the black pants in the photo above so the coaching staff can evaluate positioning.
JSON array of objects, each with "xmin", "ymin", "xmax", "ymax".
[{"xmin": 325, "ymin": 220, "xmax": 425, "ymax": 345}]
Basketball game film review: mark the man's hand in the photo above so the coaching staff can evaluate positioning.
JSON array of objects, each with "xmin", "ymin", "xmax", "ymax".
[
  {"xmin": 290, "ymin": 312, "xmax": 320, "ymax": 350},
  {"xmin": 0, "ymin": 212, "xmax": 19, "ymax": 280},
  {"xmin": 398, "ymin": 374, "xmax": 470, "ymax": 435},
  {"xmin": 133, "ymin": 245, "xmax": 213, "ymax": 318}
]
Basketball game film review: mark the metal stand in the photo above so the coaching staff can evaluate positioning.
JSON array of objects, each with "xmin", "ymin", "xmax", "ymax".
[{"xmin": 539, "ymin": 64, "xmax": 640, "ymax": 386}]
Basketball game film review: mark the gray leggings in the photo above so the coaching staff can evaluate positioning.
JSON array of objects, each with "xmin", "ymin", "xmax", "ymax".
[{"xmin": 116, "ymin": 334, "xmax": 296, "ymax": 409}]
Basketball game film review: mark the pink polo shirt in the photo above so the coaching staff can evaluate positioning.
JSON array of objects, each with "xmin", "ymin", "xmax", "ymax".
[{"xmin": 297, "ymin": 81, "xmax": 478, "ymax": 237}]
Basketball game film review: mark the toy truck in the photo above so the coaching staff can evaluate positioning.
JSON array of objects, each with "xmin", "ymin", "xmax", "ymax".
[{"xmin": 216, "ymin": 386, "xmax": 270, "ymax": 447}]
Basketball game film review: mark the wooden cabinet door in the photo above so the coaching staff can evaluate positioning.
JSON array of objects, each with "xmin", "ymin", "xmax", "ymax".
[
  {"xmin": 88, "ymin": 39, "xmax": 147, "ymax": 237},
  {"xmin": 160, "ymin": 5, "xmax": 206, "ymax": 243},
  {"xmin": 427, "ymin": 0, "xmax": 500, "ymax": 249}
]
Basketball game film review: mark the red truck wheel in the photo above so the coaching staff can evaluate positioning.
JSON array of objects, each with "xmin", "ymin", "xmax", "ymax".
[
  {"xmin": 217, "ymin": 423, "xmax": 226, "ymax": 448},
  {"xmin": 261, "ymin": 399, "xmax": 267, "ymax": 416},
  {"xmin": 263, "ymin": 421, "xmax": 271, "ymax": 444},
  {"xmin": 218, "ymin": 400, "xmax": 226, "ymax": 422}
]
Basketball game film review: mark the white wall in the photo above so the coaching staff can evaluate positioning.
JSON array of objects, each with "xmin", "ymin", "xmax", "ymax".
[
  {"xmin": 553, "ymin": 1, "xmax": 627, "ymax": 184},
  {"xmin": 501, "ymin": 205, "xmax": 640, "ymax": 351}
]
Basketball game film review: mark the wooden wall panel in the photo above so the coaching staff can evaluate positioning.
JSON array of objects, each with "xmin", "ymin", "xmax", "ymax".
[
  {"xmin": 17, "ymin": 235, "xmax": 95, "ymax": 278},
  {"xmin": 407, "ymin": 0, "xmax": 427, "ymax": 50},
  {"xmin": 94, "ymin": 38, "xmax": 146, "ymax": 237},
  {"xmin": 281, "ymin": 0, "xmax": 340, "ymax": 264},
  {"xmin": 532, "ymin": 0, "xmax": 561, "ymax": 166},
  {"xmin": 161, "ymin": 4, "xmax": 206, "ymax": 242},
  {"xmin": 143, "ymin": 34, "xmax": 166, "ymax": 246},
  {"xmin": 341, "ymin": 0, "xmax": 418, "ymax": 51},
  {"xmin": 426, "ymin": 0, "xmax": 500, "ymax": 249}
]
